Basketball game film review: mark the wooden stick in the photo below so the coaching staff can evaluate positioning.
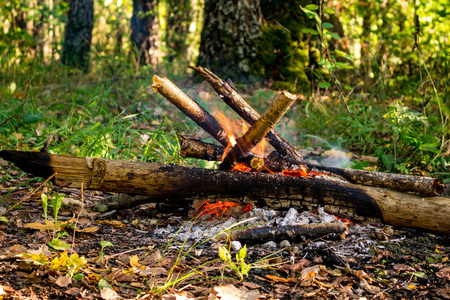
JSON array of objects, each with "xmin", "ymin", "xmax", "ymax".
[
  {"xmin": 1, "ymin": 150, "xmax": 450, "ymax": 233},
  {"xmin": 220, "ymin": 91, "xmax": 297, "ymax": 170},
  {"xmin": 152, "ymin": 75, "xmax": 230, "ymax": 147},
  {"xmin": 190, "ymin": 66, "xmax": 305, "ymax": 164}
]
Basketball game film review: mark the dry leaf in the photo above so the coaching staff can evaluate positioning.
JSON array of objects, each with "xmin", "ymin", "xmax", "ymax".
[
  {"xmin": 100, "ymin": 286, "xmax": 122, "ymax": 300},
  {"xmin": 55, "ymin": 276, "xmax": 72, "ymax": 288},
  {"xmin": 9, "ymin": 244, "xmax": 27, "ymax": 254},
  {"xmin": 436, "ymin": 266, "xmax": 450, "ymax": 279},
  {"xmin": 76, "ymin": 226, "xmax": 99, "ymax": 233},
  {"xmin": 393, "ymin": 264, "xmax": 415, "ymax": 272},
  {"xmin": 96, "ymin": 220, "xmax": 126, "ymax": 228}
]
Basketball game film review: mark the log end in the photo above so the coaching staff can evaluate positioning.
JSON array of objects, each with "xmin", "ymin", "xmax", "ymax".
[
  {"xmin": 432, "ymin": 179, "xmax": 447, "ymax": 195},
  {"xmin": 151, "ymin": 75, "xmax": 164, "ymax": 92}
]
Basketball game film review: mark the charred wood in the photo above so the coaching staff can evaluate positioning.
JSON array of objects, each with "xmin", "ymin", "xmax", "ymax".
[
  {"xmin": 178, "ymin": 137, "xmax": 445, "ymax": 196},
  {"xmin": 1, "ymin": 150, "xmax": 450, "ymax": 234},
  {"xmin": 218, "ymin": 223, "xmax": 348, "ymax": 243}
]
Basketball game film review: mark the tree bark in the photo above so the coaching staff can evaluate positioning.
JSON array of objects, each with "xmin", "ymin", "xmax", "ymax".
[
  {"xmin": 197, "ymin": 0, "xmax": 262, "ymax": 82},
  {"xmin": 131, "ymin": 0, "xmax": 160, "ymax": 66},
  {"xmin": 1, "ymin": 150, "xmax": 450, "ymax": 234},
  {"xmin": 61, "ymin": 0, "xmax": 94, "ymax": 72}
]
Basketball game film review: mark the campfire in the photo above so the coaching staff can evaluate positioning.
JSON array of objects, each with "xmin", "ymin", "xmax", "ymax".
[{"xmin": 0, "ymin": 66, "xmax": 448, "ymax": 234}]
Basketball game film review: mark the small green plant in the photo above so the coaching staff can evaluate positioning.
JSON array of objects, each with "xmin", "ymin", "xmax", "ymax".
[
  {"xmin": 218, "ymin": 244, "xmax": 251, "ymax": 281},
  {"xmin": 98, "ymin": 241, "xmax": 114, "ymax": 263},
  {"xmin": 41, "ymin": 191, "xmax": 66, "ymax": 238}
]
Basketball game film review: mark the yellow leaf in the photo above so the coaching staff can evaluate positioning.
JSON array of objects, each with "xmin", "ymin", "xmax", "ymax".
[
  {"xmin": 130, "ymin": 255, "xmax": 143, "ymax": 269},
  {"xmin": 24, "ymin": 221, "xmax": 62, "ymax": 231},
  {"xmin": 96, "ymin": 220, "xmax": 126, "ymax": 228},
  {"xmin": 76, "ymin": 227, "xmax": 99, "ymax": 233}
]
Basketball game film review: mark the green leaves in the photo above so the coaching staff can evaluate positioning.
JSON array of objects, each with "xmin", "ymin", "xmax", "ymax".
[
  {"xmin": 302, "ymin": 28, "xmax": 319, "ymax": 35},
  {"xmin": 218, "ymin": 244, "xmax": 251, "ymax": 280}
]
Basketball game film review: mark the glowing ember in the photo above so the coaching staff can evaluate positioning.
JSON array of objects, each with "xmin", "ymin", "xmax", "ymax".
[
  {"xmin": 196, "ymin": 201, "xmax": 249, "ymax": 218},
  {"xmin": 232, "ymin": 163, "xmax": 252, "ymax": 172},
  {"xmin": 282, "ymin": 165, "xmax": 324, "ymax": 178}
]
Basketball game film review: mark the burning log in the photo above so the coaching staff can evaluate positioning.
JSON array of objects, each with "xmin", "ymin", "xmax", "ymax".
[
  {"xmin": 178, "ymin": 136, "xmax": 445, "ymax": 196},
  {"xmin": 218, "ymin": 223, "xmax": 349, "ymax": 243},
  {"xmin": 1, "ymin": 150, "xmax": 450, "ymax": 234},
  {"xmin": 190, "ymin": 66, "xmax": 306, "ymax": 164},
  {"xmin": 152, "ymin": 75, "xmax": 230, "ymax": 147},
  {"xmin": 220, "ymin": 91, "xmax": 297, "ymax": 170}
]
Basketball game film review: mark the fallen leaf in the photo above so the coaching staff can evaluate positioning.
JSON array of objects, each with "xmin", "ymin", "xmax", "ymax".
[
  {"xmin": 55, "ymin": 276, "xmax": 72, "ymax": 287},
  {"xmin": 76, "ymin": 226, "xmax": 99, "ymax": 233},
  {"xmin": 211, "ymin": 284, "xmax": 261, "ymax": 300},
  {"xmin": 436, "ymin": 266, "xmax": 450, "ymax": 279},
  {"xmin": 9, "ymin": 244, "xmax": 27, "ymax": 254},
  {"xmin": 393, "ymin": 264, "xmax": 415, "ymax": 272},
  {"xmin": 12, "ymin": 132, "xmax": 24, "ymax": 140},
  {"xmin": 264, "ymin": 275, "xmax": 296, "ymax": 283},
  {"xmin": 65, "ymin": 287, "xmax": 82, "ymax": 297},
  {"xmin": 96, "ymin": 220, "xmax": 126, "ymax": 228},
  {"xmin": 300, "ymin": 265, "xmax": 320, "ymax": 281}
]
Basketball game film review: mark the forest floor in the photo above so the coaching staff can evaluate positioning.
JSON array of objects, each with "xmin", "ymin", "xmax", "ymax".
[{"xmin": 0, "ymin": 161, "xmax": 449, "ymax": 300}]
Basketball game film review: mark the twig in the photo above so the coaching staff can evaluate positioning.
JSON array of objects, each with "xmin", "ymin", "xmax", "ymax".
[
  {"xmin": 0, "ymin": 172, "xmax": 57, "ymax": 217},
  {"xmin": 0, "ymin": 115, "xmax": 20, "ymax": 128}
]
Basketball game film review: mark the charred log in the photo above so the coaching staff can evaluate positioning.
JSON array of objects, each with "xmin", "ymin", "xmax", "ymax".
[
  {"xmin": 1, "ymin": 150, "xmax": 450, "ymax": 234},
  {"xmin": 218, "ymin": 223, "xmax": 349, "ymax": 243},
  {"xmin": 178, "ymin": 137, "xmax": 445, "ymax": 196}
]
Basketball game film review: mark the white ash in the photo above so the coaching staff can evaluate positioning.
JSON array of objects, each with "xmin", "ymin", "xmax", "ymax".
[
  {"xmin": 152, "ymin": 207, "xmax": 345, "ymax": 244},
  {"xmin": 279, "ymin": 240, "xmax": 291, "ymax": 248},
  {"xmin": 148, "ymin": 206, "xmax": 392, "ymax": 268},
  {"xmin": 230, "ymin": 241, "xmax": 242, "ymax": 251},
  {"xmin": 262, "ymin": 241, "xmax": 277, "ymax": 249}
]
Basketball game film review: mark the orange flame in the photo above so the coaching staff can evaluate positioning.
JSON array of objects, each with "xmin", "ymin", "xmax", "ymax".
[{"xmin": 213, "ymin": 111, "xmax": 269, "ymax": 157}]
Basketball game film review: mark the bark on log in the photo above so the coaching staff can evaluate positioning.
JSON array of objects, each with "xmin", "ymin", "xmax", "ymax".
[
  {"xmin": 152, "ymin": 75, "xmax": 230, "ymax": 147},
  {"xmin": 190, "ymin": 65, "xmax": 305, "ymax": 164},
  {"xmin": 1, "ymin": 150, "xmax": 450, "ymax": 234},
  {"xmin": 220, "ymin": 91, "xmax": 297, "ymax": 170},
  {"xmin": 178, "ymin": 137, "xmax": 445, "ymax": 196}
]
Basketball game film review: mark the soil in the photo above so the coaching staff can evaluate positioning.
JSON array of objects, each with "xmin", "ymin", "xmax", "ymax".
[{"xmin": 1, "ymin": 163, "xmax": 449, "ymax": 300}]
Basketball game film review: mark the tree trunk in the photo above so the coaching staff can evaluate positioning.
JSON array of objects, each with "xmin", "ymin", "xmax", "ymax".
[
  {"xmin": 197, "ymin": 0, "xmax": 262, "ymax": 82},
  {"xmin": 61, "ymin": 0, "xmax": 94, "ymax": 72},
  {"xmin": 166, "ymin": 0, "xmax": 192, "ymax": 63},
  {"xmin": 131, "ymin": 0, "xmax": 160, "ymax": 66}
]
